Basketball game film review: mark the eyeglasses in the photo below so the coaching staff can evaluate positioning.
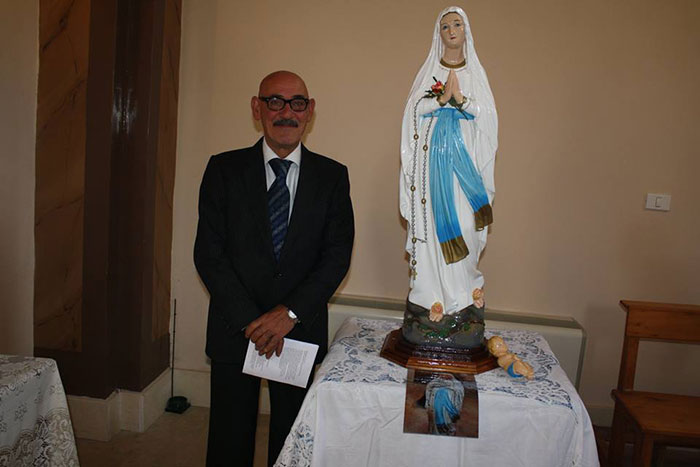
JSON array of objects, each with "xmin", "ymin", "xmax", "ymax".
[{"xmin": 258, "ymin": 96, "xmax": 310, "ymax": 112}]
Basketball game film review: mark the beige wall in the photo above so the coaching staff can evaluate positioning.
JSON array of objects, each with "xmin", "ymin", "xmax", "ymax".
[
  {"xmin": 172, "ymin": 0, "xmax": 700, "ymax": 413},
  {"xmin": 0, "ymin": 0, "xmax": 38, "ymax": 355}
]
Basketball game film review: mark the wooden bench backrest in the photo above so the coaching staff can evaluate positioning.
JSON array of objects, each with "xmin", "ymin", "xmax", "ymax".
[{"xmin": 617, "ymin": 300, "xmax": 700, "ymax": 391}]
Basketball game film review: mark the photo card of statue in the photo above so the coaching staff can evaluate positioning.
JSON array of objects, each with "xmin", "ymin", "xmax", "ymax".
[
  {"xmin": 398, "ymin": 5, "xmax": 498, "ymax": 353},
  {"xmin": 404, "ymin": 369, "xmax": 479, "ymax": 438}
]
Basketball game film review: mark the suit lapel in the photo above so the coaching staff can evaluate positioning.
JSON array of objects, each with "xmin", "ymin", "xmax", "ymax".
[
  {"xmin": 242, "ymin": 139, "xmax": 276, "ymax": 261},
  {"xmin": 279, "ymin": 145, "xmax": 319, "ymax": 263}
]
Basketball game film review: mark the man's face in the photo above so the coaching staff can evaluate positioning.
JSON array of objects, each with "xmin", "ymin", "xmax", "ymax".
[{"xmin": 251, "ymin": 72, "xmax": 315, "ymax": 156}]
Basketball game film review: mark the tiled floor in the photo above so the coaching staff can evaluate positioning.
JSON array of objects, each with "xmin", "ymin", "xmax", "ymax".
[
  {"xmin": 76, "ymin": 407, "xmax": 269, "ymax": 467},
  {"xmin": 76, "ymin": 409, "xmax": 700, "ymax": 467}
]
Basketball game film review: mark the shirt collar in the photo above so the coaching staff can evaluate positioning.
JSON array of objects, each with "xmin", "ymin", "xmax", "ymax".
[{"xmin": 262, "ymin": 138, "xmax": 301, "ymax": 167}]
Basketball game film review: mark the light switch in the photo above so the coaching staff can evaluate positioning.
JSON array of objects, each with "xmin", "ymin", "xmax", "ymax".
[{"xmin": 645, "ymin": 193, "xmax": 671, "ymax": 211}]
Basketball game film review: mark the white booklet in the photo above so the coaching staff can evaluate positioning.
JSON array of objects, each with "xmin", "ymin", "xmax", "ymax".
[{"xmin": 242, "ymin": 338, "xmax": 318, "ymax": 388}]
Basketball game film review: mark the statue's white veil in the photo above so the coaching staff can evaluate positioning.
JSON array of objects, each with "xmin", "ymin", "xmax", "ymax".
[{"xmin": 400, "ymin": 6, "xmax": 498, "ymax": 215}]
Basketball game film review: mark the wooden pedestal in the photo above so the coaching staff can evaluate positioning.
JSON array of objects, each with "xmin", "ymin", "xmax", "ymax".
[{"xmin": 380, "ymin": 329, "xmax": 498, "ymax": 374}]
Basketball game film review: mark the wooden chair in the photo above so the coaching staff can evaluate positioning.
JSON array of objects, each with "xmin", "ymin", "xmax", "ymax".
[{"xmin": 608, "ymin": 300, "xmax": 700, "ymax": 466}]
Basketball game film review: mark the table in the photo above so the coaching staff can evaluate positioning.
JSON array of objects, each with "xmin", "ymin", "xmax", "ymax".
[
  {"xmin": 276, "ymin": 318, "xmax": 599, "ymax": 467},
  {"xmin": 0, "ymin": 355, "xmax": 79, "ymax": 466}
]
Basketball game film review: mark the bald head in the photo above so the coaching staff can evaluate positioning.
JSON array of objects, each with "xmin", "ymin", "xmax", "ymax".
[
  {"xmin": 258, "ymin": 71, "xmax": 309, "ymax": 97},
  {"xmin": 251, "ymin": 70, "xmax": 315, "ymax": 158}
]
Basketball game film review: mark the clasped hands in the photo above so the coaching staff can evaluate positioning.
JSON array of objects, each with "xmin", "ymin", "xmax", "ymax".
[
  {"xmin": 437, "ymin": 69, "xmax": 465, "ymax": 107},
  {"xmin": 244, "ymin": 304, "xmax": 296, "ymax": 359}
]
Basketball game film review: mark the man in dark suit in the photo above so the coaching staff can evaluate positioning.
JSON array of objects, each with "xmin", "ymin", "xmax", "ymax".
[{"xmin": 194, "ymin": 71, "xmax": 354, "ymax": 466}]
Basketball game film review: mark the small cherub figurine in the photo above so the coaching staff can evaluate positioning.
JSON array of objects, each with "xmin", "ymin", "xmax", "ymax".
[{"xmin": 487, "ymin": 336, "xmax": 534, "ymax": 380}]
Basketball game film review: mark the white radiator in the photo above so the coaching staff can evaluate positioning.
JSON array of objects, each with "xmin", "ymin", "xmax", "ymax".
[{"xmin": 328, "ymin": 295, "xmax": 586, "ymax": 389}]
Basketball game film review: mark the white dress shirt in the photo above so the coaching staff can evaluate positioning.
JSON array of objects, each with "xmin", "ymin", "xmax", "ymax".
[{"xmin": 262, "ymin": 138, "xmax": 301, "ymax": 222}]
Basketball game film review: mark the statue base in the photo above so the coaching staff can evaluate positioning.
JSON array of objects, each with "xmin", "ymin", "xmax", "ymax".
[
  {"xmin": 380, "ymin": 329, "xmax": 498, "ymax": 374},
  {"xmin": 401, "ymin": 300, "xmax": 485, "ymax": 348}
]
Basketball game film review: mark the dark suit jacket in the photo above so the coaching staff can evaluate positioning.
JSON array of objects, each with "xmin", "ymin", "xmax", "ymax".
[{"xmin": 194, "ymin": 139, "xmax": 354, "ymax": 365}]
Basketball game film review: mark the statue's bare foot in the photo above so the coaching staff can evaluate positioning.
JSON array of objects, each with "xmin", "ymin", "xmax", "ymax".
[
  {"xmin": 472, "ymin": 288, "xmax": 485, "ymax": 308},
  {"xmin": 429, "ymin": 302, "xmax": 444, "ymax": 322}
]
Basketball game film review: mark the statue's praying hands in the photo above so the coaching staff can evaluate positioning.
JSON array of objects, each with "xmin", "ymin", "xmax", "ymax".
[{"xmin": 438, "ymin": 70, "xmax": 464, "ymax": 106}]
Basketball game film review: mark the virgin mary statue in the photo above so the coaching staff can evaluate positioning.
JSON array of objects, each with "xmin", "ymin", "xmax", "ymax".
[{"xmin": 399, "ymin": 6, "xmax": 498, "ymax": 349}]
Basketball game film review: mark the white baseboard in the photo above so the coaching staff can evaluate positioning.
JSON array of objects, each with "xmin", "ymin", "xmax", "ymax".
[
  {"xmin": 67, "ymin": 369, "xmax": 172, "ymax": 441},
  {"xmin": 120, "ymin": 368, "xmax": 173, "ymax": 432},
  {"xmin": 171, "ymin": 367, "xmax": 209, "ymax": 408},
  {"xmin": 66, "ymin": 390, "xmax": 120, "ymax": 441}
]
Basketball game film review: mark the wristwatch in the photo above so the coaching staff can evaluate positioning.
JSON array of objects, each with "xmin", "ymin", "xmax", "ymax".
[{"xmin": 287, "ymin": 309, "xmax": 299, "ymax": 324}]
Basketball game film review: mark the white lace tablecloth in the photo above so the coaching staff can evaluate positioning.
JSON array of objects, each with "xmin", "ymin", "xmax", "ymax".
[
  {"xmin": 0, "ymin": 355, "xmax": 79, "ymax": 466},
  {"xmin": 276, "ymin": 318, "xmax": 599, "ymax": 467}
]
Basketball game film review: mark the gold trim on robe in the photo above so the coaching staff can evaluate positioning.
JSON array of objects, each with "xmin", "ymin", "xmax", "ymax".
[
  {"xmin": 440, "ymin": 236, "xmax": 468, "ymax": 264},
  {"xmin": 474, "ymin": 204, "xmax": 493, "ymax": 231},
  {"xmin": 439, "ymin": 58, "xmax": 467, "ymax": 69}
]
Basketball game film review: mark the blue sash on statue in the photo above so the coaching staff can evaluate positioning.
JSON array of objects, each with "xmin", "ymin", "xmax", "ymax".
[{"xmin": 423, "ymin": 107, "xmax": 492, "ymax": 264}]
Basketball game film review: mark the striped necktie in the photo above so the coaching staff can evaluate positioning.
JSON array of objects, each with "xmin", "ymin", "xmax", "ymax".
[{"xmin": 268, "ymin": 158, "xmax": 292, "ymax": 261}]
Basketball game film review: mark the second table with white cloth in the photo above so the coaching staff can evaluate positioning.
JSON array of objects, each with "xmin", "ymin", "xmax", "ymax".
[{"xmin": 0, "ymin": 355, "xmax": 78, "ymax": 466}]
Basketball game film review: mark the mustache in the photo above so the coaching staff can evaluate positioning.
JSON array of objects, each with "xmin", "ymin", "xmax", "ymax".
[{"xmin": 273, "ymin": 119, "xmax": 299, "ymax": 127}]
